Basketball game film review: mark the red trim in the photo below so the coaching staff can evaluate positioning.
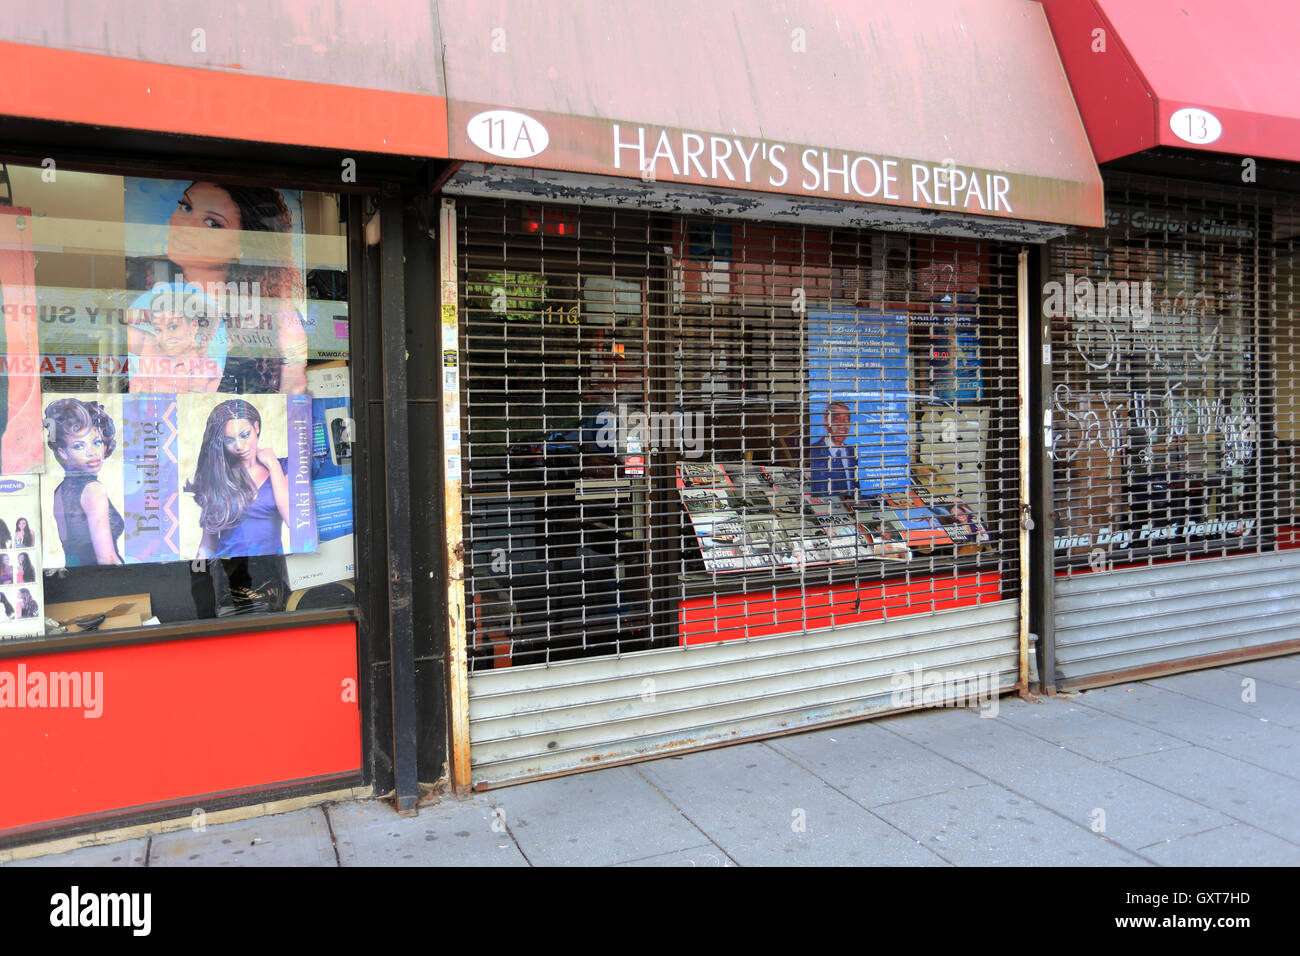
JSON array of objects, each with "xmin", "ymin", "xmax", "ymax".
[
  {"xmin": 679, "ymin": 572, "xmax": 1002, "ymax": 645},
  {"xmin": 0, "ymin": 622, "xmax": 360, "ymax": 834},
  {"xmin": 0, "ymin": 41, "xmax": 448, "ymax": 157}
]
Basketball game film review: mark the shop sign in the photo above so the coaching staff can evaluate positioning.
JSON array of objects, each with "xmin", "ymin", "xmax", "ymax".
[{"xmin": 449, "ymin": 102, "xmax": 1100, "ymax": 224}]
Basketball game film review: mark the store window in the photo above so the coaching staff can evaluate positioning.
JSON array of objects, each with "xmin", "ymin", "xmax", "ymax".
[
  {"xmin": 460, "ymin": 200, "xmax": 1020, "ymax": 668},
  {"xmin": 0, "ymin": 164, "xmax": 355, "ymax": 641},
  {"xmin": 1047, "ymin": 178, "xmax": 1292, "ymax": 573}
]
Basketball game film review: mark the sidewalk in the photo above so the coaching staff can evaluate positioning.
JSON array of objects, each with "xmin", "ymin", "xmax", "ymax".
[{"xmin": 9, "ymin": 655, "xmax": 1300, "ymax": 867}]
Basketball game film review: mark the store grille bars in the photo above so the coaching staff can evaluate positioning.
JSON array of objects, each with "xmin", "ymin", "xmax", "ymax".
[
  {"xmin": 452, "ymin": 196, "xmax": 1024, "ymax": 782},
  {"xmin": 1048, "ymin": 174, "xmax": 1300, "ymax": 687}
]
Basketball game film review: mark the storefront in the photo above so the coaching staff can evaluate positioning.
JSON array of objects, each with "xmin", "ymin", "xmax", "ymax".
[
  {"xmin": 1039, "ymin": 0, "xmax": 1300, "ymax": 689},
  {"xmin": 434, "ymin": 0, "xmax": 1104, "ymax": 787},
  {"xmin": 0, "ymin": 5, "xmax": 449, "ymax": 845}
]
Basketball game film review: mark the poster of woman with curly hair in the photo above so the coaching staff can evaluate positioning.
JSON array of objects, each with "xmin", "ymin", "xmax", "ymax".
[
  {"xmin": 124, "ymin": 178, "xmax": 309, "ymax": 394},
  {"xmin": 40, "ymin": 394, "xmax": 127, "ymax": 570}
]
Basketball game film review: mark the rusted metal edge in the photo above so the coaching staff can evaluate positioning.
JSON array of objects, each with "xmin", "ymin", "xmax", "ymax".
[
  {"xmin": 1057, "ymin": 639, "xmax": 1300, "ymax": 693},
  {"xmin": 439, "ymin": 198, "xmax": 472, "ymax": 796},
  {"xmin": 442, "ymin": 163, "xmax": 1074, "ymax": 243},
  {"xmin": 1017, "ymin": 248, "xmax": 1032, "ymax": 692}
]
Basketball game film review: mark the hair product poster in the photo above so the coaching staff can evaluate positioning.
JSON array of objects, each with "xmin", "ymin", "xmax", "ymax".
[
  {"xmin": 285, "ymin": 365, "xmax": 354, "ymax": 590},
  {"xmin": 123, "ymin": 177, "xmax": 310, "ymax": 394},
  {"xmin": 40, "ymin": 392, "xmax": 185, "ymax": 569},
  {"xmin": 41, "ymin": 392, "xmax": 316, "ymax": 568},
  {"xmin": 41, "ymin": 393, "xmax": 127, "ymax": 571},
  {"xmin": 0, "ymin": 473, "xmax": 45, "ymax": 638},
  {"xmin": 0, "ymin": 207, "xmax": 45, "ymax": 476},
  {"xmin": 177, "ymin": 393, "xmax": 318, "ymax": 560}
]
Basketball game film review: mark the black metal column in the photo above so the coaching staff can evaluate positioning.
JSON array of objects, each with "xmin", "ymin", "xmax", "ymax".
[{"xmin": 380, "ymin": 182, "xmax": 419, "ymax": 811}]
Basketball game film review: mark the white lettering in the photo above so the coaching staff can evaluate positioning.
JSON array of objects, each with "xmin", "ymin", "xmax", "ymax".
[
  {"xmin": 881, "ymin": 159, "xmax": 900, "ymax": 200},
  {"xmin": 993, "ymin": 174, "xmax": 1012, "ymax": 212},
  {"xmin": 768, "ymin": 144, "xmax": 789, "ymax": 187},
  {"xmin": 911, "ymin": 163, "xmax": 933, "ymax": 204},
  {"xmin": 612, "ymin": 123, "xmax": 645, "ymax": 171},
  {"xmin": 801, "ymin": 148, "xmax": 821, "ymax": 190},
  {"xmin": 709, "ymin": 136, "xmax": 736, "ymax": 181},
  {"xmin": 850, "ymin": 155, "xmax": 882, "ymax": 198},
  {"xmin": 681, "ymin": 133, "xmax": 708, "ymax": 178}
]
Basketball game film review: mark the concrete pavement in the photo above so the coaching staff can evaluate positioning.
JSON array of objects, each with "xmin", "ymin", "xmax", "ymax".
[{"xmin": 8, "ymin": 655, "xmax": 1300, "ymax": 867}]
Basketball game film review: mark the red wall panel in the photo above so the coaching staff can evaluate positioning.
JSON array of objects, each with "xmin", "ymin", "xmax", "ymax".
[
  {"xmin": 680, "ymin": 572, "xmax": 1002, "ymax": 645},
  {"xmin": 0, "ymin": 622, "xmax": 360, "ymax": 834}
]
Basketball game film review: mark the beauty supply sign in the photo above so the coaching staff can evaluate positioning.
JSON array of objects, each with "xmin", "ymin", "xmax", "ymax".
[{"xmin": 450, "ymin": 103, "xmax": 1096, "ymax": 224}]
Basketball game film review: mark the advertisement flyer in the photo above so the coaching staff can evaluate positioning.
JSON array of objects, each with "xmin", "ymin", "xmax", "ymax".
[
  {"xmin": 0, "ymin": 474, "xmax": 44, "ymax": 639},
  {"xmin": 0, "ymin": 207, "xmax": 45, "ymax": 476},
  {"xmin": 41, "ymin": 392, "xmax": 317, "ymax": 568},
  {"xmin": 123, "ymin": 177, "xmax": 316, "ymax": 393},
  {"xmin": 807, "ymin": 310, "xmax": 912, "ymax": 499},
  {"xmin": 286, "ymin": 365, "xmax": 355, "ymax": 590}
]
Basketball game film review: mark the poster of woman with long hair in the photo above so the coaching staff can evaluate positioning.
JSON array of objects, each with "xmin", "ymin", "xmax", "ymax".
[
  {"xmin": 178, "ymin": 393, "xmax": 317, "ymax": 560},
  {"xmin": 125, "ymin": 178, "xmax": 309, "ymax": 394}
]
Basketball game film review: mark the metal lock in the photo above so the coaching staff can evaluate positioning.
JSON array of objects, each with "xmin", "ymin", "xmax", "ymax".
[{"xmin": 1020, "ymin": 503, "xmax": 1035, "ymax": 531}]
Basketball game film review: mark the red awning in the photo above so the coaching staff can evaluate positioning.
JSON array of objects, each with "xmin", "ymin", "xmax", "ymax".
[
  {"xmin": 1040, "ymin": 0, "xmax": 1300, "ymax": 164},
  {"xmin": 439, "ymin": 0, "xmax": 1103, "ymax": 228},
  {"xmin": 2, "ymin": 1, "xmax": 1103, "ymax": 228}
]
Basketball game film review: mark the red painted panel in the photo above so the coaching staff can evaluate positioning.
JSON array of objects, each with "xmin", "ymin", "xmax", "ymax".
[
  {"xmin": 0, "ymin": 622, "xmax": 360, "ymax": 834},
  {"xmin": 1042, "ymin": 0, "xmax": 1300, "ymax": 165},
  {"xmin": 0, "ymin": 42, "xmax": 448, "ymax": 157},
  {"xmin": 1037, "ymin": 0, "xmax": 1157, "ymax": 164},
  {"xmin": 679, "ymin": 572, "xmax": 1002, "ymax": 645},
  {"xmin": 1098, "ymin": 0, "xmax": 1300, "ymax": 161}
]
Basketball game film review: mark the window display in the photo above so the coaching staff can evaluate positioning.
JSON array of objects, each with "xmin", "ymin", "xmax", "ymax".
[
  {"xmin": 0, "ymin": 163, "xmax": 356, "ymax": 642},
  {"xmin": 461, "ymin": 200, "xmax": 1016, "ymax": 668}
]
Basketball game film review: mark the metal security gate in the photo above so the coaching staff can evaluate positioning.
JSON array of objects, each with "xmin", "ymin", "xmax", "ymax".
[
  {"xmin": 452, "ymin": 194, "xmax": 1026, "ymax": 786},
  {"xmin": 1047, "ymin": 174, "xmax": 1300, "ymax": 689}
]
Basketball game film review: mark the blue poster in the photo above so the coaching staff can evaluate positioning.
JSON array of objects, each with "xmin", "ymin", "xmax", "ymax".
[{"xmin": 807, "ymin": 311, "xmax": 911, "ymax": 498}]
